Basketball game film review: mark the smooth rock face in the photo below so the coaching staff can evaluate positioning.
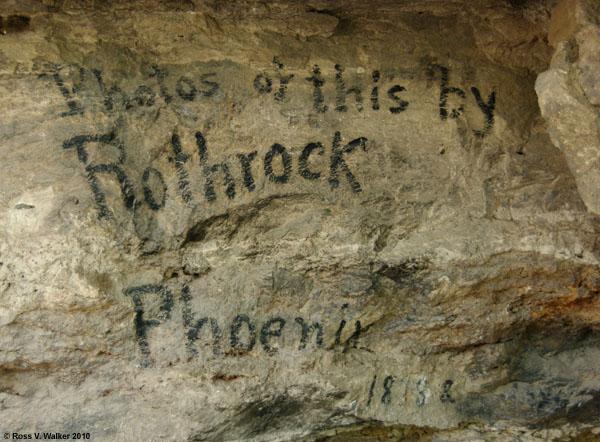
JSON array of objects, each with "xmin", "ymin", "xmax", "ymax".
[{"xmin": 0, "ymin": 1, "xmax": 599, "ymax": 441}]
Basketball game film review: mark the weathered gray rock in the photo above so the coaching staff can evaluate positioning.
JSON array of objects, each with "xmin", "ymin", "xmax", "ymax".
[
  {"xmin": 0, "ymin": 1, "xmax": 599, "ymax": 441},
  {"xmin": 536, "ymin": 0, "xmax": 600, "ymax": 215}
]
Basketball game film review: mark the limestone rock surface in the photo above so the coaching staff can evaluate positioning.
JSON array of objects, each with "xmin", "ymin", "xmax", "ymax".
[
  {"xmin": 536, "ymin": 0, "xmax": 600, "ymax": 215},
  {"xmin": 0, "ymin": 1, "xmax": 599, "ymax": 441}
]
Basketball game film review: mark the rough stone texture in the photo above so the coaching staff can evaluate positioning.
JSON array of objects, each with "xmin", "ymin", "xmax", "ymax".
[
  {"xmin": 536, "ymin": 0, "xmax": 600, "ymax": 215},
  {"xmin": 0, "ymin": 1, "xmax": 599, "ymax": 441}
]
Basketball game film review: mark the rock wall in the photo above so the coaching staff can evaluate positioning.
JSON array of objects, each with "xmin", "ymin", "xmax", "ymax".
[
  {"xmin": 537, "ymin": 0, "xmax": 600, "ymax": 216},
  {"xmin": 0, "ymin": 1, "xmax": 599, "ymax": 440}
]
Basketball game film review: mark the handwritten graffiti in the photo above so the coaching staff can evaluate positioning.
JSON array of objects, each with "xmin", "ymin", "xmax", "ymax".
[
  {"xmin": 429, "ymin": 64, "xmax": 496, "ymax": 138},
  {"xmin": 123, "ymin": 283, "xmax": 371, "ymax": 365},
  {"xmin": 38, "ymin": 63, "xmax": 220, "ymax": 118},
  {"xmin": 365, "ymin": 373, "xmax": 455, "ymax": 408},
  {"xmin": 50, "ymin": 59, "xmax": 497, "ymax": 218},
  {"xmin": 42, "ymin": 59, "xmax": 496, "ymax": 138},
  {"xmin": 253, "ymin": 59, "xmax": 496, "ymax": 138},
  {"xmin": 62, "ymin": 129, "xmax": 369, "ymax": 218}
]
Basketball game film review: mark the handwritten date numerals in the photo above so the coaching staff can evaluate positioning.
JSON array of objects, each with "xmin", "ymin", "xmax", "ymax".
[{"xmin": 366, "ymin": 375, "xmax": 454, "ymax": 409}]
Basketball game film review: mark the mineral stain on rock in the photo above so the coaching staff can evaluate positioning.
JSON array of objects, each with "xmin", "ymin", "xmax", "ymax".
[
  {"xmin": 237, "ymin": 395, "xmax": 308, "ymax": 437},
  {"xmin": 457, "ymin": 327, "xmax": 600, "ymax": 426},
  {"xmin": 375, "ymin": 258, "xmax": 429, "ymax": 285}
]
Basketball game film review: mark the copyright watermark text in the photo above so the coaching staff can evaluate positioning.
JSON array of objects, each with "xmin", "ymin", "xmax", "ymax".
[{"xmin": 4, "ymin": 433, "xmax": 90, "ymax": 440}]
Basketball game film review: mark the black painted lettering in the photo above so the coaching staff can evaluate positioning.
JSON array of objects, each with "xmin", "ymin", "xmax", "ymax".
[
  {"xmin": 63, "ymin": 132, "xmax": 134, "ymax": 218},
  {"xmin": 273, "ymin": 56, "xmax": 284, "ymax": 69},
  {"xmin": 142, "ymin": 167, "xmax": 167, "ymax": 210},
  {"xmin": 260, "ymin": 317, "xmax": 286, "ymax": 355},
  {"xmin": 440, "ymin": 379, "xmax": 455, "ymax": 403},
  {"xmin": 305, "ymin": 65, "xmax": 328, "ymax": 113},
  {"xmin": 63, "ymin": 132, "xmax": 122, "ymax": 164},
  {"xmin": 335, "ymin": 64, "xmax": 363, "ymax": 112},
  {"xmin": 236, "ymin": 152, "xmax": 258, "ymax": 192},
  {"xmin": 150, "ymin": 64, "xmax": 172, "ymax": 104},
  {"xmin": 294, "ymin": 317, "xmax": 324, "ymax": 350},
  {"xmin": 195, "ymin": 130, "xmax": 208, "ymax": 163},
  {"xmin": 123, "ymin": 284, "xmax": 174, "ymax": 365},
  {"xmin": 367, "ymin": 374, "xmax": 377, "ymax": 406},
  {"xmin": 387, "ymin": 85, "xmax": 409, "ymax": 114},
  {"xmin": 176, "ymin": 76, "xmax": 197, "ymax": 101},
  {"xmin": 371, "ymin": 70, "xmax": 380, "ymax": 110},
  {"xmin": 196, "ymin": 131, "xmax": 236, "ymax": 201},
  {"xmin": 94, "ymin": 71, "xmax": 154, "ymax": 111},
  {"xmin": 334, "ymin": 319, "xmax": 347, "ymax": 345},
  {"xmin": 92, "ymin": 69, "xmax": 115, "ymax": 111},
  {"xmin": 328, "ymin": 131, "xmax": 368, "ymax": 193},
  {"xmin": 434, "ymin": 64, "xmax": 465, "ymax": 120},
  {"xmin": 230, "ymin": 314, "xmax": 256, "ymax": 351},
  {"xmin": 253, "ymin": 73, "xmax": 272, "ymax": 94},
  {"xmin": 181, "ymin": 286, "xmax": 222, "ymax": 357},
  {"xmin": 93, "ymin": 69, "xmax": 138, "ymax": 111},
  {"xmin": 51, "ymin": 71, "xmax": 75, "ymax": 100},
  {"xmin": 273, "ymin": 57, "xmax": 294, "ymax": 102},
  {"xmin": 344, "ymin": 320, "xmax": 372, "ymax": 348},
  {"xmin": 204, "ymin": 163, "xmax": 236, "ymax": 201},
  {"xmin": 199, "ymin": 73, "xmax": 219, "ymax": 97},
  {"xmin": 51, "ymin": 71, "xmax": 84, "ymax": 117},
  {"xmin": 63, "ymin": 101, "xmax": 85, "ymax": 117},
  {"xmin": 85, "ymin": 163, "xmax": 136, "ymax": 218},
  {"xmin": 264, "ymin": 143, "xmax": 292, "ymax": 184},
  {"xmin": 381, "ymin": 375, "xmax": 395, "ymax": 405},
  {"xmin": 170, "ymin": 133, "xmax": 192, "ymax": 203},
  {"xmin": 471, "ymin": 87, "xmax": 496, "ymax": 138},
  {"xmin": 298, "ymin": 142, "xmax": 324, "ymax": 180},
  {"xmin": 132, "ymin": 85, "xmax": 156, "ymax": 107}
]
